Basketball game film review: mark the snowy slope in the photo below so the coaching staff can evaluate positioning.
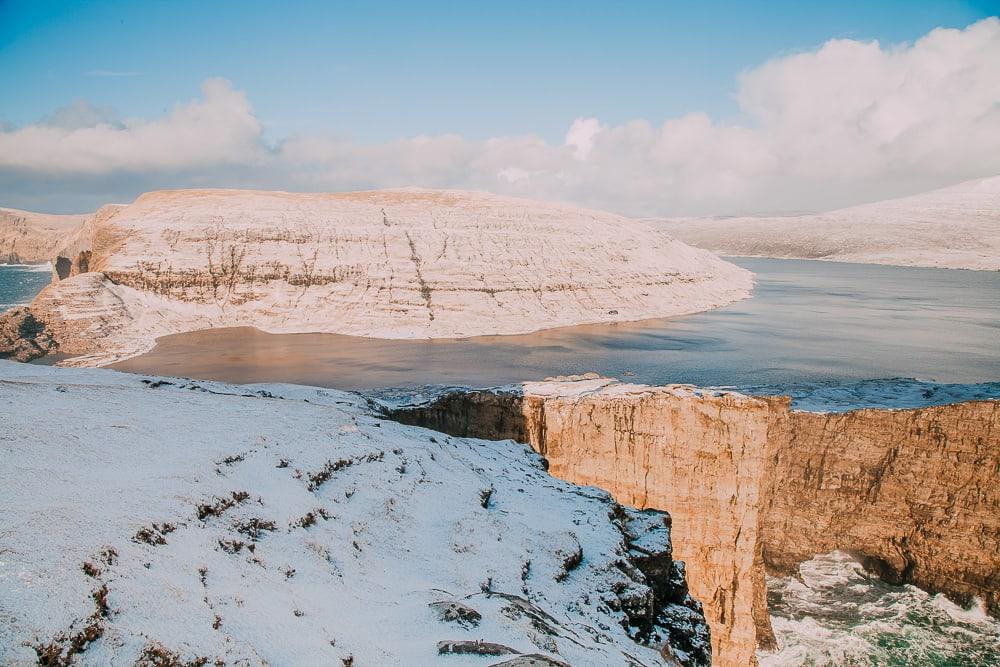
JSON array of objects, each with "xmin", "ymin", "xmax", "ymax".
[
  {"xmin": 652, "ymin": 176, "xmax": 1000, "ymax": 270},
  {"xmin": 0, "ymin": 361, "xmax": 709, "ymax": 666},
  {"xmin": 21, "ymin": 188, "xmax": 752, "ymax": 366}
]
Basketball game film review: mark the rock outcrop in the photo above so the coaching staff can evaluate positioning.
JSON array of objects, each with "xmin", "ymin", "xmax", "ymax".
[
  {"xmin": 0, "ymin": 362, "xmax": 710, "ymax": 666},
  {"xmin": 764, "ymin": 401, "xmax": 1000, "ymax": 615},
  {"xmin": 652, "ymin": 175, "xmax": 1000, "ymax": 270},
  {"xmin": 0, "ymin": 207, "xmax": 87, "ymax": 266},
  {"xmin": 9, "ymin": 188, "xmax": 752, "ymax": 365},
  {"xmin": 384, "ymin": 376, "xmax": 1000, "ymax": 665},
  {"xmin": 0, "ymin": 306, "xmax": 56, "ymax": 361}
]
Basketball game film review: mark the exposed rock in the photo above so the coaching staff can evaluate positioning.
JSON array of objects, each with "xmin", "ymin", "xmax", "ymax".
[
  {"xmin": 764, "ymin": 400, "xmax": 1000, "ymax": 615},
  {"xmin": 0, "ymin": 362, "xmax": 711, "ymax": 666},
  {"xmin": 429, "ymin": 600, "xmax": 482, "ymax": 627},
  {"xmin": 652, "ymin": 174, "xmax": 1000, "ymax": 271},
  {"xmin": 437, "ymin": 639, "xmax": 519, "ymax": 656},
  {"xmin": 489, "ymin": 654, "xmax": 572, "ymax": 666},
  {"xmin": 0, "ymin": 206, "xmax": 87, "ymax": 266},
  {"xmin": 13, "ymin": 188, "xmax": 752, "ymax": 365},
  {"xmin": 0, "ymin": 306, "xmax": 56, "ymax": 361},
  {"xmin": 384, "ymin": 376, "xmax": 1000, "ymax": 665}
]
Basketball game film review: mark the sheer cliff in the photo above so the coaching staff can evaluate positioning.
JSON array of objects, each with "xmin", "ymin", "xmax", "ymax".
[
  {"xmin": 384, "ymin": 377, "xmax": 1000, "ymax": 666},
  {"xmin": 0, "ymin": 207, "xmax": 87, "ymax": 265}
]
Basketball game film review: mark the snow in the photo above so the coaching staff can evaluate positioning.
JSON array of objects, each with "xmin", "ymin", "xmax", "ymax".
[
  {"xmin": 651, "ymin": 175, "xmax": 1000, "ymax": 271},
  {"xmin": 27, "ymin": 187, "xmax": 753, "ymax": 365},
  {"xmin": 0, "ymin": 361, "xmax": 706, "ymax": 666}
]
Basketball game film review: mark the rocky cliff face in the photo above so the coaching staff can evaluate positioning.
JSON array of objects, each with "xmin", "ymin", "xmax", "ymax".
[
  {"xmin": 7, "ymin": 188, "xmax": 752, "ymax": 365},
  {"xmin": 388, "ymin": 377, "xmax": 788, "ymax": 666},
  {"xmin": 766, "ymin": 401, "xmax": 1000, "ymax": 615},
  {"xmin": 385, "ymin": 377, "xmax": 1000, "ymax": 665},
  {"xmin": 0, "ymin": 207, "xmax": 87, "ymax": 266}
]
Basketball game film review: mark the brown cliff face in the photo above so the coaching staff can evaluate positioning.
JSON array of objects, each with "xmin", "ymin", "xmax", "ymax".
[
  {"xmin": 386, "ymin": 378, "xmax": 1000, "ymax": 666},
  {"xmin": 390, "ymin": 379, "xmax": 789, "ymax": 666},
  {"xmin": 768, "ymin": 401, "xmax": 1000, "ymax": 615}
]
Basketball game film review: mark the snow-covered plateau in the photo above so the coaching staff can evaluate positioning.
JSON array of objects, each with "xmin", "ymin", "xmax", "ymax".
[
  {"xmin": 2, "ymin": 188, "xmax": 753, "ymax": 366},
  {"xmin": 652, "ymin": 175, "xmax": 1000, "ymax": 271},
  {"xmin": 0, "ymin": 361, "xmax": 710, "ymax": 667}
]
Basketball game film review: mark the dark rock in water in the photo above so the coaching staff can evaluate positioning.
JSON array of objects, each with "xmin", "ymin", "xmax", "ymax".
[{"xmin": 0, "ymin": 307, "xmax": 55, "ymax": 362}]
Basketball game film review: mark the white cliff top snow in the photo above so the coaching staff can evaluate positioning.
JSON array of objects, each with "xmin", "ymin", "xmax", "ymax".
[
  {"xmin": 29, "ymin": 187, "xmax": 753, "ymax": 366},
  {"xmin": 651, "ymin": 176, "xmax": 1000, "ymax": 270},
  {"xmin": 0, "ymin": 360, "xmax": 708, "ymax": 666}
]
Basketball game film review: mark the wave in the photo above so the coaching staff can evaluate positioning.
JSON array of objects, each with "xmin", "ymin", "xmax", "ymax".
[
  {"xmin": 759, "ymin": 551, "xmax": 1000, "ymax": 666},
  {"xmin": 0, "ymin": 263, "xmax": 52, "ymax": 272}
]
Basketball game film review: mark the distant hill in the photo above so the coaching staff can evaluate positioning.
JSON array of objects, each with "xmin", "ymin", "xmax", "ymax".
[
  {"xmin": 651, "ymin": 176, "xmax": 1000, "ymax": 270},
  {"xmin": 3, "ymin": 188, "xmax": 752, "ymax": 365}
]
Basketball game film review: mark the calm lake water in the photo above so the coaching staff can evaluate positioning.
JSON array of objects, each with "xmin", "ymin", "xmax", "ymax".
[{"xmin": 111, "ymin": 258, "xmax": 1000, "ymax": 388}]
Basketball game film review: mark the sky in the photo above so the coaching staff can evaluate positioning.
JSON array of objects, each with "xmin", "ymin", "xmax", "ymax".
[{"xmin": 1, "ymin": 0, "xmax": 1000, "ymax": 215}]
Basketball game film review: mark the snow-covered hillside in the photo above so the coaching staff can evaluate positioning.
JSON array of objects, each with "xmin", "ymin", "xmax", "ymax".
[
  {"xmin": 11, "ymin": 188, "xmax": 752, "ymax": 366},
  {"xmin": 653, "ymin": 176, "xmax": 1000, "ymax": 270},
  {"xmin": 0, "ymin": 361, "xmax": 709, "ymax": 666}
]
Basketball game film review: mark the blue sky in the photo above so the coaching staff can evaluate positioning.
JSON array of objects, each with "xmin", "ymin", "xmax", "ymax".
[
  {"xmin": 1, "ymin": 2, "xmax": 999, "ymax": 215},
  {"xmin": 1, "ymin": 0, "xmax": 994, "ymax": 143}
]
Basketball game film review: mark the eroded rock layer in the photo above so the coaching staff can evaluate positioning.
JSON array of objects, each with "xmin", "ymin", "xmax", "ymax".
[
  {"xmin": 765, "ymin": 401, "xmax": 1000, "ymax": 614},
  {"xmin": 8, "ymin": 188, "xmax": 752, "ymax": 365},
  {"xmin": 384, "ymin": 377, "xmax": 1000, "ymax": 666},
  {"xmin": 0, "ymin": 207, "xmax": 87, "ymax": 266}
]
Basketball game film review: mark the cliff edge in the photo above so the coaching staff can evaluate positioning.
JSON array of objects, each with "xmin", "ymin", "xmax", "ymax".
[{"xmin": 385, "ymin": 376, "xmax": 1000, "ymax": 665}]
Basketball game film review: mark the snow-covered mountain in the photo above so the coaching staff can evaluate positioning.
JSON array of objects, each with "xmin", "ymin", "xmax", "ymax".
[
  {"xmin": 11, "ymin": 188, "xmax": 752, "ymax": 365},
  {"xmin": 652, "ymin": 176, "xmax": 1000, "ymax": 270},
  {"xmin": 0, "ymin": 361, "xmax": 710, "ymax": 666}
]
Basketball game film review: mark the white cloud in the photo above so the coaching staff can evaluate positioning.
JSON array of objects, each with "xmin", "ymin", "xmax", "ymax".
[
  {"xmin": 564, "ymin": 117, "xmax": 603, "ymax": 160},
  {"xmin": 3, "ymin": 19, "xmax": 1000, "ymax": 216},
  {"xmin": 0, "ymin": 78, "xmax": 262, "ymax": 174}
]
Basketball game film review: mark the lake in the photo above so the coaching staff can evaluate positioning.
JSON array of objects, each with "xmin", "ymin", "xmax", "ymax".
[{"xmin": 108, "ymin": 258, "xmax": 1000, "ymax": 389}]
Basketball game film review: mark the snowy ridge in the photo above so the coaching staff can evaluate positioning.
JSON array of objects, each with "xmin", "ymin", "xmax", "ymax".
[
  {"xmin": 651, "ymin": 175, "xmax": 1000, "ymax": 270},
  {"xmin": 0, "ymin": 361, "xmax": 709, "ymax": 666}
]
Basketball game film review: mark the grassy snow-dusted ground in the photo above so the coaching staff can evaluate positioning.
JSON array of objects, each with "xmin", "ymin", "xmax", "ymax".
[{"xmin": 0, "ymin": 361, "xmax": 706, "ymax": 666}]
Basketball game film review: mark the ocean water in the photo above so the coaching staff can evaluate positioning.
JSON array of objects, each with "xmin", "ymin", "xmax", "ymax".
[
  {"xmin": 0, "ymin": 263, "xmax": 51, "ymax": 311},
  {"xmin": 761, "ymin": 552, "xmax": 1000, "ymax": 666}
]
